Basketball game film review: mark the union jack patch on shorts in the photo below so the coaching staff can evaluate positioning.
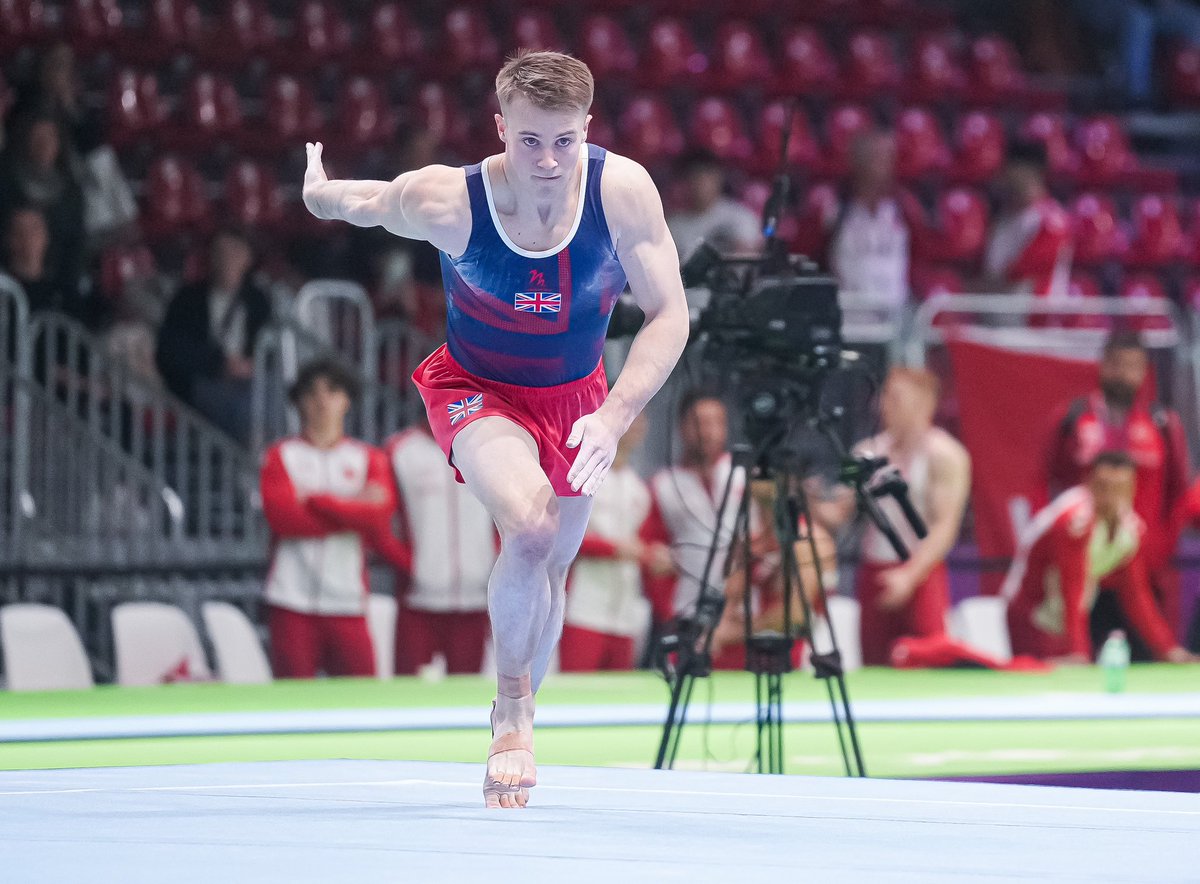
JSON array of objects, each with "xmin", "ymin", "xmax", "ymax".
[{"xmin": 447, "ymin": 393, "xmax": 484, "ymax": 426}]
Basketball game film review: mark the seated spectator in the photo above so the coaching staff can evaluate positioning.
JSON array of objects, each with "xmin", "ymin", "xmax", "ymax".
[
  {"xmin": 155, "ymin": 228, "xmax": 271, "ymax": 443},
  {"xmin": 827, "ymin": 130, "xmax": 922, "ymax": 308},
  {"xmin": 1004, "ymin": 451, "xmax": 1194, "ymax": 664},
  {"xmin": 0, "ymin": 205, "xmax": 91, "ymax": 319},
  {"xmin": 0, "ymin": 113, "xmax": 86, "ymax": 296},
  {"xmin": 666, "ymin": 149, "xmax": 762, "ymax": 266},
  {"xmin": 981, "ymin": 143, "xmax": 1072, "ymax": 297},
  {"xmin": 383, "ymin": 413, "xmax": 495, "ymax": 676},
  {"xmin": 260, "ymin": 358, "xmax": 396, "ymax": 679},
  {"xmin": 560, "ymin": 413, "xmax": 671, "ymax": 672}
]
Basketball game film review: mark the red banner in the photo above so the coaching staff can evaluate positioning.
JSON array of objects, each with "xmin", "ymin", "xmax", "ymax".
[{"xmin": 947, "ymin": 340, "xmax": 1098, "ymax": 592}]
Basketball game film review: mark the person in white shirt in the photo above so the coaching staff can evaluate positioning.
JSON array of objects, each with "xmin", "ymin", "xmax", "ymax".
[
  {"xmin": 560, "ymin": 414, "xmax": 672, "ymax": 670},
  {"xmin": 384, "ymin": 415, "xmax": 497, "ymax": 675},
  {"xmin": 667, "ymin": 149, "xmax": 763, "ymax": 265}
]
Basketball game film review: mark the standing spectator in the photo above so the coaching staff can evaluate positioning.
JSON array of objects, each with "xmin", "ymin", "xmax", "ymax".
[
  {"xmin": 849, "ymin": 368, "xmax": 972, "ymax": 665},
  {"xmin": 155, "ymin": 228, "xmax": 271, "ymax": 443},
  {"xmin": 260, "ymin": 359, "xmax": 394, "ymax": 679},
  {"xmin": 10, "ymin": 43, "xmax": 101, "ymax": 158},
  {"xmin": 383, "ymin": 415, "xmax": 496, "ymax": 676},
  {"xmin": 666, "ymin": 149, "xmax": 762, "ymax": 265},
  {"xmin": 1005, "ymin": 451, "xmax": 1193, "ymax": 663},
  {"xmin": 1047, "ymin": 330, "xmax": 1189, "ymax": 640},
  {"xmin": 981, "ymin": 144, "xmax": 1072, "ymax": 297},
  {"xmin": 826, "ymin": 131, "xmax": 923, "ymax": 308},
  {"xmin": 642, "ymin": 390, "xmax": 749, "ymax": 628},
  {"xmin": 560, "ymin": 413, "xmax": 671, "ymax": 671},
  {"xmin": 0, "ymin": 113, "xmax": 86, "ymax": 295}
]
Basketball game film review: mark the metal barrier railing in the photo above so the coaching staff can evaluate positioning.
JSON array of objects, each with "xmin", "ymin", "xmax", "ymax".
[
  {"xmin": 25, "ymin": 312, "xmax": 266, "ymax": 563},
  {"xmin": 1, "ymin": 279, "xmax": 31, "ymax": 564}
]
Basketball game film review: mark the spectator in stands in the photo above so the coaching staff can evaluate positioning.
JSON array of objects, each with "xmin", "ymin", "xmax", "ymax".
[
  {"xmin": 155, "ymin": 228, "xmax": 271, "ymax": 443},
  {"xmin": 666, "ymin": 149, "xmax": 762, "ymax": 266},
  {"xmin": 0, "ymin": 206, "xmax": 89, "ymax": 319},
  {"xmin": 1071, "ymin": 0, "xmax": 1200, "ymax": 104},
  {"xmin": 383, "ymin": 413, "xmax": 496, "ymax": 676},
  {"xmin": 0, "ymin": 113, "xmax": 86, "ymax": 296},
  {"xmin": 641, "ymin": 389, "xmax": 750, "ymax": 630},
  {"xmin": 827, "ymin": 130, "xmax": 922, "ymax": 308},
  {"xmin": 10, "ymin": 43, "xmax": 101, "ymax": 158},
  {"xmin": 260, "ymin": 358, "xmax": 395, "ymax": 679},
  {"xmin": 560, "ymin": 413, "xmax": 672, "ymax": 671},
  {"xmin": 1005, "ymin": 451, "xmax": 1194, "ymax": 663},
  {"xmin": 981, "ymin": 143, "xmax": 1072, "ymax": 298},
  {"xmin": 837, "ymin": 368, "xmax": 972, "ymax": 666},
  {"xmin": 1047, "ymin": 330, "xmax": 1189, "ymax": 646}
]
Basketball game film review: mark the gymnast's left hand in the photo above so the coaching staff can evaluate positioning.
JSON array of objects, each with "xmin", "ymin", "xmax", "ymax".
[{"xmin": 565, "ymin": 411, "xmax": 621, "ymax": 496}]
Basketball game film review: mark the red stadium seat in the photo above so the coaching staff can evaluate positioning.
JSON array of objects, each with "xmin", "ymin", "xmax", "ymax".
[
  {"xmin": 410, "ymin": 81, "xmax": 471, "ymax": 154},
  {"xmin": 641, "ymin": 17, "xmax": 708, "ymax": 89},
  {"xmin": 1126, "ymin": 194, "xmax": 1185, "ymax": 268},
  {"xmin": 841, "ymin": 30, "xmax": 902, "ymax": 99},
  {"xmin": 1182, "ymin": 275, "xmax": 1200, "ymax": 309},
  {"xmin": 0, "ymin": 0, "xmax": 49, "ymax": 53},
  {"xmin": 239, "ymin": 74, "xmax": 323, "ymax": 155},
  {"xmin": 584, "ymin": 107, "xmax": 616, "ymax": 150},
  {"xmin": 894, "ymin": 107, "xmax": 951, "ymax": 180},
  {"xmin": 279, "ymin": 1, "xmax": 352, "ymax": 70},
  {"xmin": 66, "ymin": 0, "xmax": 123, "ymax": 53},
  {"xmin": 709, "ymin": 20, "xmax": 774, "ymax": 93},
  {"xmin": 688, "ymin": 97, "xmax": 753, "ymax": 164},
  {"xmin": 117, "ymin": 0, "xmax": 203, "ymax": 64},
  {"xmin": 753, "ymin": 101, "xmax": 819, "ymax": 175},
  {"xmin": 618, "ymin": 95, "xmax": 684, "ymax": 164},
  {"xmin": 1168, "ymin": 44, "xmax": 1200, "ymax": 107},
  {"xmin": 510, "ymin": 9, "xmax": 564, "ymax": 52},
  {"xmin": 924, "ymin": 187, "xmax": 988, "ymax": 263},
  {"xmin": 788, "ymin": 182, "xmax": 839, "ymax": 260},
  {"xmin": 98, "ymin": 244, "xmax": 158, "ymax": 303},
  {"xmin": 442, "ymin": 6, "xmax": 501, "ymax": 75},
  {"xmin": 1075, "ymin": 115, "xmax": 1137, "ymax": 187},
  {"xmin": 777, "ymin": 25, "xmax": 838, "ymax": 95},
  {"xmin": 906, "ymin": 32, "xmax": 966, "ymax": 103},
  {"xmin": 821, "ymin": 103, "xmax": 874, "ymax": 178},
  {"xmin": 950, "ymin": 111, "xmax": 1005, "ymax": 184},
  {"xmin": 576, "ymin": 15, "xmax": 638, "ymax": 81},
  {"xmin": 968, "ymin": 35, "xmax": 1028, "ymax": 105},
  {"xmin": 223, "ymin": 160, "xmax": 284, "ymax": 230},
  {"xmin": 332, "ymin": 77, "xmax": 397, "ymax": 153},
  {"xmin": 1019, "ymin": 112, "xmax": 1079, "ymax": 179},
  {"xmin": 912, "ymin": 266, "xmax": 966, "ymax": 300},
  {"xmin": 165, "ymin": 72, "xmax": 243, "ymax": 151},
  {"xmin": 141, "ymin": 156, "xmax": 211, "ymax": 240},
  {"xmin": 1070, "ymin": 193, "xmax": 1125, "ymax": 266},
  {"xmin": 359, "ymin": 3, "xmax": 427, "ymax": 71},
  {"xmin": 201, "ymin": 0, "xmax": 277, "ymax": 68},
  {"xmin": 106, "ymin": 69, "xmax": 169, "ymax": 147}
]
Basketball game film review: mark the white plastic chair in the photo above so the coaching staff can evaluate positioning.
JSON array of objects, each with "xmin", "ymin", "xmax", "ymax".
[
  {"xmin": 809, "ymin": 596, "xmax": 863, "ymax": 673},
  {"xmin": 111, "ymin": 602, "xmax": 211, "ymax": 686},
  {"xmin": 950, "ymin": 596, "xmax": 1012, "ymax": 662},
  {"xmin": 201, "ymin": 601, "xmax": 272, "ymax": 684},
  {"xmin": 0, "ymin": 604, "xmax": 94, "ymax": 691},
  {"xmin": 366, "ymin": 594, "xmax": 397, "ymax": 679}
]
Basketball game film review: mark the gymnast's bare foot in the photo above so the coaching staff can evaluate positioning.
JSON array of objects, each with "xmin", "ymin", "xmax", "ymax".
[{"xmin": 485, "ymin": 682, "xmax": 537, "ymax": 809}]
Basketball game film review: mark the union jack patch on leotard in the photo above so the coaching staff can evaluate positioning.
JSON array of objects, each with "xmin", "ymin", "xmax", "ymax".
[
  {"xmin": 514, "ymin": 291, "xmax": 561, "ymax": 313},
  {"xmin": 447, "ymin": 393, "xmax": 484, "ymax": 426}
]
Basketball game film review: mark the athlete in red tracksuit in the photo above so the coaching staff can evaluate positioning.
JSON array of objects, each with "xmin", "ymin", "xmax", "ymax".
[
  {"xmin": 1004, "ymin": 452, "xmax": 1191, "ymax": 663},
  {"xmin": 260, "ymin": 359, "xmax": 396, "ymax": 679},
  {"xmin": 1047, "ymin": 332, "xmax": 1189, "ymax": 635}
]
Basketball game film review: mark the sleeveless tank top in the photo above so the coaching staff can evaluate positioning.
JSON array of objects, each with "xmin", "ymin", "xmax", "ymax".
[{"xmin": 439, "ymin": 143, "xmax": 628, "ymax": 387}]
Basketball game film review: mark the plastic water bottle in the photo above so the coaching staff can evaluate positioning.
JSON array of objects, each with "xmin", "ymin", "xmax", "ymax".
[{"xmin": 1098, "ymin": 630, "xmax": 1131, "ymax": 693}]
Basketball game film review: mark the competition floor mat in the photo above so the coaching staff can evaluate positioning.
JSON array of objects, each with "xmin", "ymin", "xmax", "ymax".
[{"xmin": 2, "ymin": 760, "xmax": 1197, "ymax": 883}]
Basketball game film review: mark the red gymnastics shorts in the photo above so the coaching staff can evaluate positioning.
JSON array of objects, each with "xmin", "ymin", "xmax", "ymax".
[{"xmin": 411, "ymin": 344, "xmax": 607, "ymax": 497}]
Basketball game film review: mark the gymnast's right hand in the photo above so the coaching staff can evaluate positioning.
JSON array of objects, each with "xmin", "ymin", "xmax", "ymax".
[{"xmin": 302, "ymin": 141, "xmax": 329, "ymax": 218}]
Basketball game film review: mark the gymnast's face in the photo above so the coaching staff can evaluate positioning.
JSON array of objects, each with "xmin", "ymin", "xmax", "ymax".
[
  {"xmin": 1089, "ymin": 463, "xmax": 1135, "ymax": 523},
  {"xmin": 496, "ymin": 96, "xmax": 590, "ymax": 194}
]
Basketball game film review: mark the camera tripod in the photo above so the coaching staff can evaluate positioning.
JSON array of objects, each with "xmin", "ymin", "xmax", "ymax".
[{"xmin": 653, "ymin": 409, "xmax": 925, "ymax": 778}]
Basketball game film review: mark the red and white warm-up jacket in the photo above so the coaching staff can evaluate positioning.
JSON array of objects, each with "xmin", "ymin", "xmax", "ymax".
[
  {"xmin": 1001, "ymin": 486, "xmax": 1175, "ymax": 659},
  {"xmin": 983, "ymin": 197, "xmax": 1072, "ymax": 296},
  {"xmin": 566, "ymin": 464, "xmax": 652, "ymax": 637},
  {"xmin": 260, "ymin": 436, "xmax": 395, "ymax": 616},
  {"xmin": 385, "ymin": 428, "xmax": 495, "ymax": 613}
]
